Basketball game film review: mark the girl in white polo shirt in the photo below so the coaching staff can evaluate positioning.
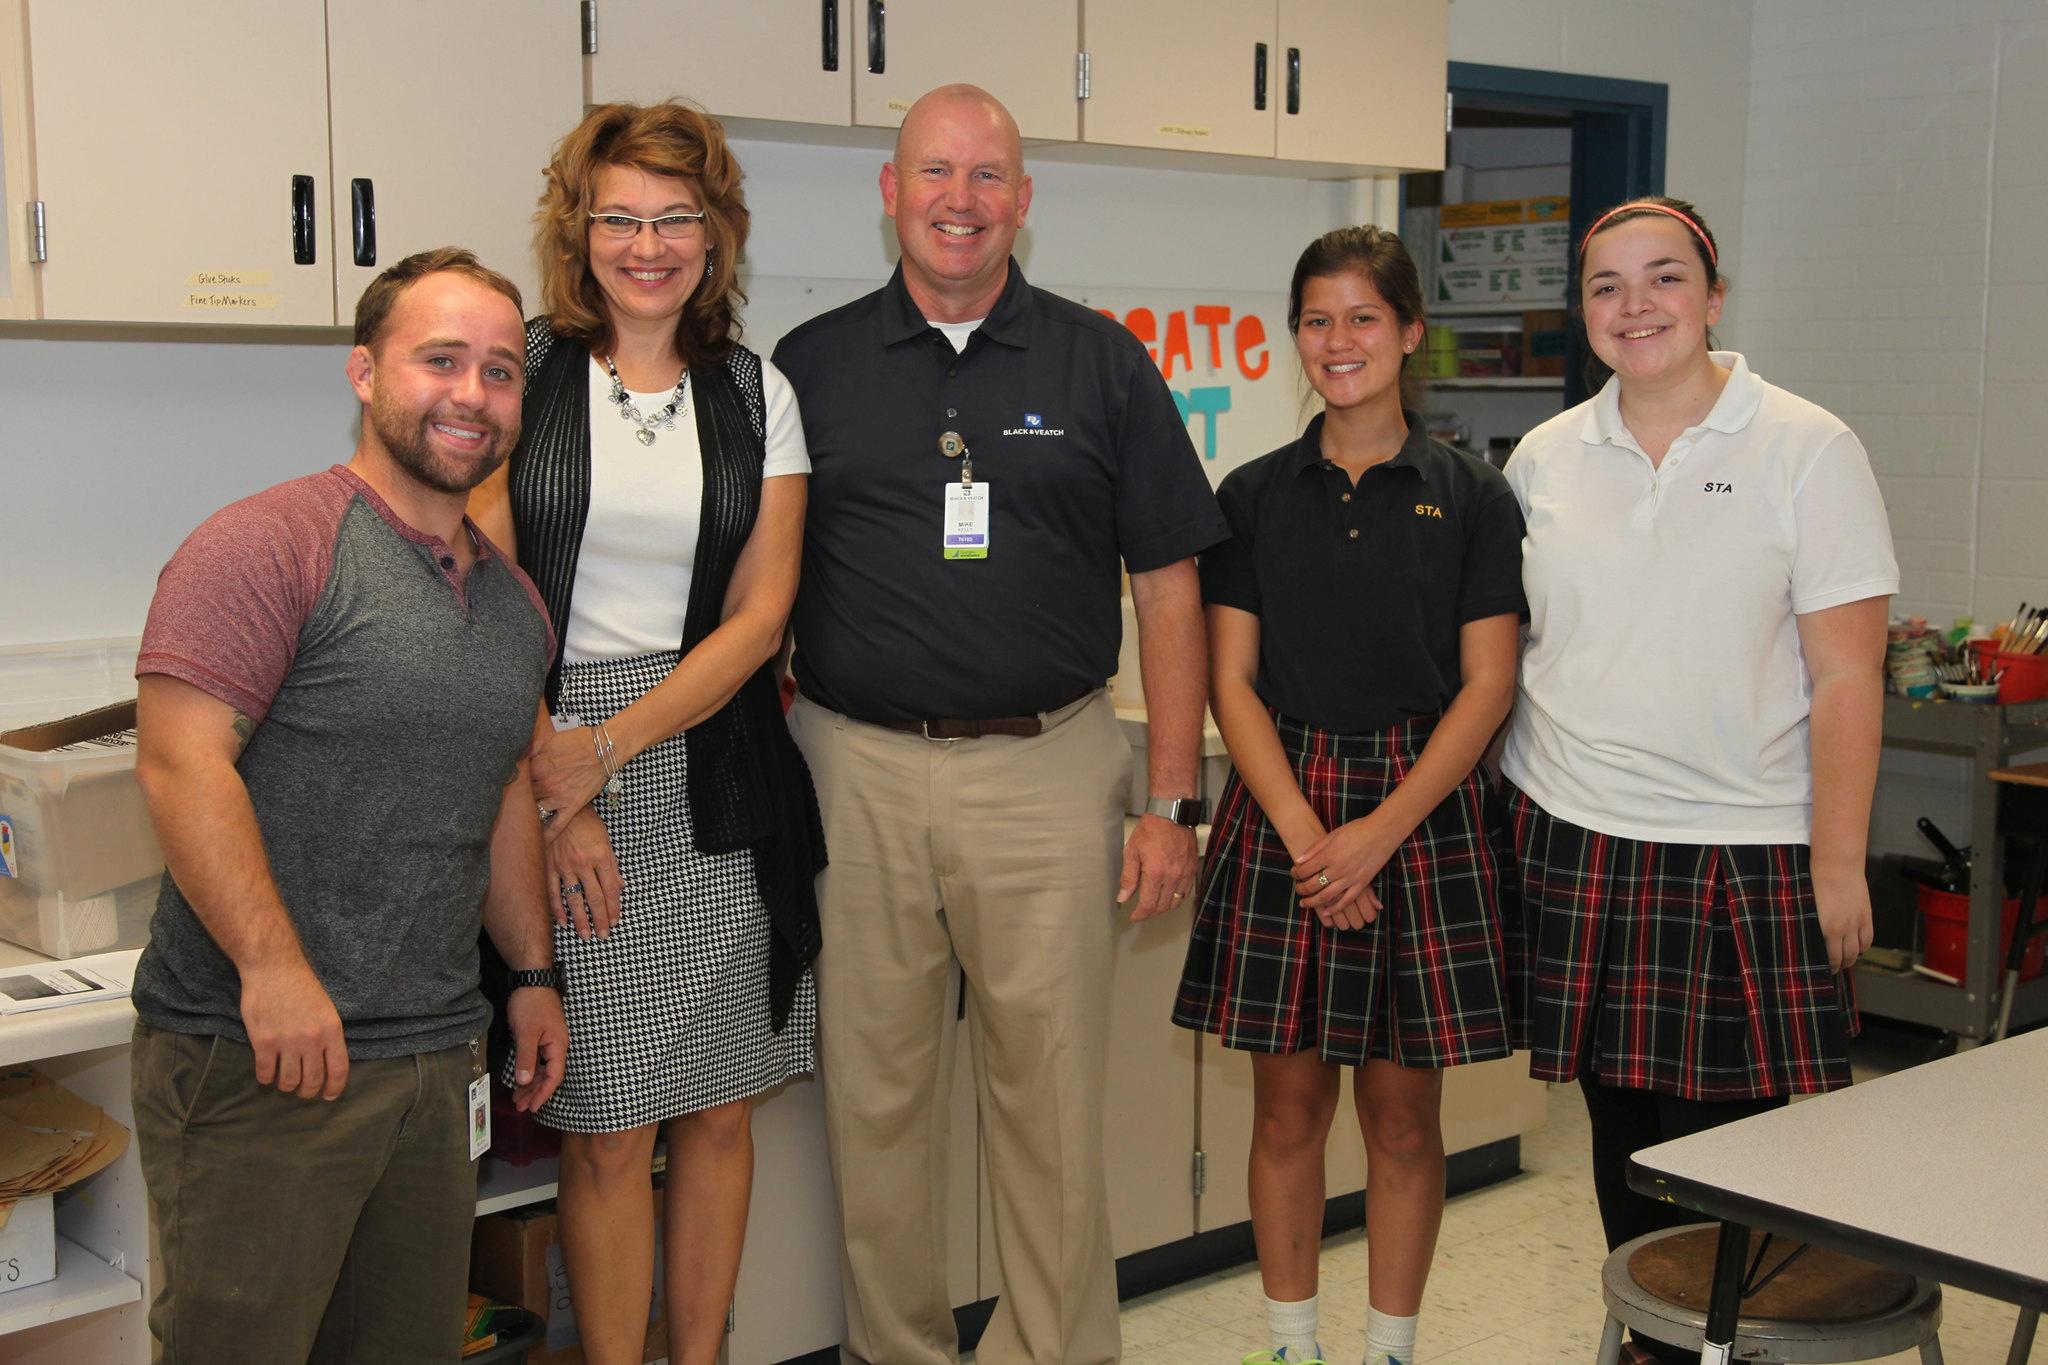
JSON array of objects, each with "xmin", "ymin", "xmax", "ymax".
[{"xmin": 1502, "ymin": 196, "xmax": 1896, "ymax": 1364}]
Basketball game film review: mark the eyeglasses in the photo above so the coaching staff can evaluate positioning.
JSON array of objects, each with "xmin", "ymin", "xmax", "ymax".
[{"xmin": 587, "ymin": 211, "xmax": 708, "ymax": 240}]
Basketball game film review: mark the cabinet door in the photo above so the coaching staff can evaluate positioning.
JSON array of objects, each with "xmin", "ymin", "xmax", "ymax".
[
  {"xmin": 1102, "ymin": 904, "xmax": 1199, "ymax": 1257},
  {"xmin": 27, "ymin": 0, "xmax": 334, "ymax": 324},
  {"xmin": 589, "ymin": 0, "xmax": 853, "ymax": 128},
  {"xmin": 852, "ymin": 0, "xmax": 1078, "ymax": 143},
  {"xmin": 1276, "ymin": 0, "xmax": 1446, "ymax": 170},
  {"xmin": 0, "ymin": 0, "xmax": 33, "ymax": 318},
  {"xmin": 1081, "ymin": 0, "xmax": 1275, "ymax": 159},
  {"xmin": 326, "ymin": 1, "xmax": 582, "ymax": 320}
]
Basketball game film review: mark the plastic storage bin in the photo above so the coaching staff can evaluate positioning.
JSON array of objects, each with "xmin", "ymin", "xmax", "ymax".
[{"xmin": 0, "ymin": 699, "xmax": 162, "ymax": 959}]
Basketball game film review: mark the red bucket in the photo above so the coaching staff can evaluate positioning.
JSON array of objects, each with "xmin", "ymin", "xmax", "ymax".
[
  {"xmin": 1993, "ymin": 649, "xmax": 2048, "ymax": 704},
  {"xmin": 1917, "ymin": 885, "xmax": 2044, "ymax": 985}
]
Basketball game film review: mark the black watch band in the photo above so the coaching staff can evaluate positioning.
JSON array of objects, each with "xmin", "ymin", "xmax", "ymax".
[
  {"xmin": 506, "ymin": 967, "xmax": 561, "ymax": 992},
  {"xmin": 1145, "ymin": 796, "xmax": 1208, "ymax": 828}
]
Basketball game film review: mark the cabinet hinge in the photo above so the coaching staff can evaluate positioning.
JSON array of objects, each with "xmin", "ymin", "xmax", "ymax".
[
  {"xmin": 1076, "ymin": 51, "xmax": 1091, "ymax": 101},
  {"xmin": 580, "ymin": 0, "xmax": 598, "ymax": 55},
  {"xmin": 28, "ymin": 201, "xmax": 46, "ymax": 264},
  {"xmin": 1191, "ymin": 1148, "xmax": 1207, "ymax": 1197}
]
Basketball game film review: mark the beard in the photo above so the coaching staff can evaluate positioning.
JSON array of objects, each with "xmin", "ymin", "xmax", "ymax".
[{"xmin": 367, "ymin": 390, "xmax": 515, "ymax": 495}]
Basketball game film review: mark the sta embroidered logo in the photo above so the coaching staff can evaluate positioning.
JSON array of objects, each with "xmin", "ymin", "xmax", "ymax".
[
  {"xmin": 1414, "ymin": 503, "xmax": 1444, "ymax": 518},
  {"xmin": 1704, "ymin": 482, "xmax": 1733, "ymax": 493}
]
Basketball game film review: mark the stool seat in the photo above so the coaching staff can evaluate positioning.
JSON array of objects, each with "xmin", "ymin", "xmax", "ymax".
[
  {"xmin": 1596, "ymin": 1224, "xmax": 1946, "ymax": 1364},
  {"xmin": 1628, "ymin": 1226, "xmax": 1916, "ymax": 1323}
]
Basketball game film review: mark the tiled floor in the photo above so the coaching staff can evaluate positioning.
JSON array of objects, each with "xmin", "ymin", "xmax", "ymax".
[{"xmin": 969, "ymin": 1057, "xmax": 2039, "ymax": 1363}]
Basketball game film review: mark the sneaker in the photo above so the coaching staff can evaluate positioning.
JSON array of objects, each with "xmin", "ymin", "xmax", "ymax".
[{"xmin": 1241, "ymin": 1350, "xmax": 1328, "ymax": 1365}]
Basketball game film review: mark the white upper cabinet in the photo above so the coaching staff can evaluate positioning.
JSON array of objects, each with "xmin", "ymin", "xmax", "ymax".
[
  {"xmin": 27, "ymin": 0, "xmax": 335, "ymax": 324},
  {"xmin": 591, "ymin": 0, "xmax": 1080, "ymax": 144},
  {"xmin": 1276, "ymin": 0, "xmax": 1446, "ymax": 169},
  {"xmin": 1082, "ymin": 0, "xmax": 1447, "ymax": 170},
  {"xmin": 325, "ymin": 0, "xmax": 581, "ymax": 319},
  {"xmin": 589, "ymin": 0, "xmax": 857, "ymax": 129},
  {"xmin": 849, "ymin": 0, "xmax": 1079, "ymax": 143},
  {"xmin": 0, "ymin": 0, "xmax": 36, "ymax": 320},
  {"xmin": 20, "ymin": 0, "xmax": 578, "ymax": 326},
  {"xmin": 1080, "ymin": 1, "xmax": 1277, "ymax": 159}
]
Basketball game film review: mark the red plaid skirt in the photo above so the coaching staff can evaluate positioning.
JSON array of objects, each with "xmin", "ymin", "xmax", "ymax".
[
  {"xmin": 1505, "ymin": 781, "xmax": 1855, "ymax": 1101},
  {"xmin": 1172, "ymin": 712, "xmax": 1522, "ymax": 1067}
]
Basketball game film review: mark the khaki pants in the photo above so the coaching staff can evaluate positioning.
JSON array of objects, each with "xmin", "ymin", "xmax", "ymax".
[
  {"xmin": 791, "ymin": 690, "xmax": 1132, "ymax": 1365},
  {"xmin": 130, "ymin": 1022, "xmax": 480, "ymax": 1365}
]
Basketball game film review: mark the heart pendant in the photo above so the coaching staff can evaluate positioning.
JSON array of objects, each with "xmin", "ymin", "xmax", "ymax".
[{"xmin": 635, "ymin": 428, "xmax": 656, "ymax": 446}]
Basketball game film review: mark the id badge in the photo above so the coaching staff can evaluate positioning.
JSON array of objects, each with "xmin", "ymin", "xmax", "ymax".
[
  {"xmin": 943, "ymin": 481, "xmax": 990, "ymax": 560},
  {"xmin": 468, "ymin": 1041, "xmax": 491, "ymax": 1161}
]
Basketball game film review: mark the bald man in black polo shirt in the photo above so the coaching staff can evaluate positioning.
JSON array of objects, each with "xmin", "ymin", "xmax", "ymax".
[{"xmin": 774, "ymin": 84, "xmax": 1228, "ymax": 1365}]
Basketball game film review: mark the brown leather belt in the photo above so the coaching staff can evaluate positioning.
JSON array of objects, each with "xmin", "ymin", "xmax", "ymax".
[
  {"xmin": 872, "ymin": 691, "xmax": 1093, "ymax": 741},
  {"xmin": 874, "ymin": 713, "xmax": 1045, "ymax": 740}
]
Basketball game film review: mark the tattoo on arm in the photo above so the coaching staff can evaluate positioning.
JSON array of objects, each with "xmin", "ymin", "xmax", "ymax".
[{"xmin": 231, "ymin": 712, "xmax": 255, "ymax": 753}]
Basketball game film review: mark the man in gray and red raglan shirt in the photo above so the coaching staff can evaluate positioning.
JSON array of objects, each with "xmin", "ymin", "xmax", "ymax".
[{"xmin": 127, "ymin": 248, "xmax": 568, "ymax": 1365}]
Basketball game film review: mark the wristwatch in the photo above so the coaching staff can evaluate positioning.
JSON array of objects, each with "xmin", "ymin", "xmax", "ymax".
[
  {"xmin": 1145, "ymin": 796, "xmax": 1208, "ymax": 828},
  {"xmin": 506, "ymin": 967, "xmax": 562, "ymax": 993}
]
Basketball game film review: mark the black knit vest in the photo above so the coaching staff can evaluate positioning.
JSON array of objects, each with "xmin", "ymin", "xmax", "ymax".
[{"xmin": 507, "ymin": 319, "xmax": 823, "ymax": 1027}]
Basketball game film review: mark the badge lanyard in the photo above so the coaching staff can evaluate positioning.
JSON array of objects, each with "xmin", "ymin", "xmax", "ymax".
[{"xmin": 939, "ymin": 429, "xmax": 989, "ymax": 560}]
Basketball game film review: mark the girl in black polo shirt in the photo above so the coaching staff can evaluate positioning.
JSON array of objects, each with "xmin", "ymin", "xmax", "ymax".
[{"xmin": 1174, "ymin": 226, "xmax": 1526, "ymax": 1365}]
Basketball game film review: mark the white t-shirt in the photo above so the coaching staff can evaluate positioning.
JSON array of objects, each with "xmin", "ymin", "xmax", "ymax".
[
  {"xmin": 931, "ymin": 317, "xmax": 983, "ymax": 352},
  {"xmin": 561, "ymin": 356, "xmax": 810, "ymax": 662},
  {"xmin": 1500, "ymin": 352, "xmax": 1898, "ymax": 844}
]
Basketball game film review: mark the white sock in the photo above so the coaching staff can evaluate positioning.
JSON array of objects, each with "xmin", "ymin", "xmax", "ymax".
[
  {"xmin": 1265, "ymin": 1292, "xmax": 1320, "ymax": 1359},
  {"xmin": 1364, "ymin": 1306, "xmax": 1418, "ymax": 1365}
]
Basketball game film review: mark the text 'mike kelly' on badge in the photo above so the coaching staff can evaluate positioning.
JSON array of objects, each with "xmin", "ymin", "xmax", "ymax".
[{"xmin": 939, "ymin": 429, "xmax": 989, "ymax": 559}]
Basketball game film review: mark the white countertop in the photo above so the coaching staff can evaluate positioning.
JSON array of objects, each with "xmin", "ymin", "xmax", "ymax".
[{"xmin": 0, "ymin": 947, "xmax": 141, "ymax": 1066}]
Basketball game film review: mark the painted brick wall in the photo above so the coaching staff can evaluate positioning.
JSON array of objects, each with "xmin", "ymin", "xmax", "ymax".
[
  {"xmin": 1741, "ymin": 1, "xmax": 2048, "ymax": 626},
  {"xmin": 1742, "ymin": 3, "xmax": 2048, "ymax": 856}
]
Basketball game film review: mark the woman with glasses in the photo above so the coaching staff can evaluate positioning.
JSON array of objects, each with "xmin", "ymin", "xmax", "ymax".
[{"xmin": 470, "ymin": 100, "xmax": 823, "ymax": 1365}]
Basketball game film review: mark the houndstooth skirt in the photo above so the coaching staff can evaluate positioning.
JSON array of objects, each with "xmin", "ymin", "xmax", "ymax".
[
  {"xmin": 1173, "ymin": 711, "xmax": 1523, "ymax": 1068},
  {"xmin": 529, "ymin": 648, "xmax": 816, "ymax": 1132}
]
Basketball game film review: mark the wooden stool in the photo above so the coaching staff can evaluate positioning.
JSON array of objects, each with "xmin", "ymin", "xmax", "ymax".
[{"xmin": 1594, "ymin": 1225, "xmax": 1946, "ymax": 1363}]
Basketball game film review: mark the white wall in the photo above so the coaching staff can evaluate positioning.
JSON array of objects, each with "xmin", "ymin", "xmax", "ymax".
[{"xmin": 1740, "ymin": 0, "xmax": 2048, "ymax": 626}]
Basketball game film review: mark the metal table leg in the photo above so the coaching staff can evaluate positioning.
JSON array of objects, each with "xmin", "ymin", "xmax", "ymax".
[{"xmin": 1700, "ymin": 1219, "xmax": 1751, "ymax": 1364}]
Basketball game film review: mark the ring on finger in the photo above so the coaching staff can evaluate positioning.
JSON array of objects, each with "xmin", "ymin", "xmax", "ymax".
[
  {"xmin": 1315, "ymin": 872, "xmax": 1331, "ymax": 888},
  {"xmin": 560, "ymin": 881, "xmax": 585, "ymax": 896}
]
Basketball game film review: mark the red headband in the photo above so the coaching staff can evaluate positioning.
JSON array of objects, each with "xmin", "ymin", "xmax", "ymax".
[{"xmin": 1579, "ymin": 202, "xmax": 1718, "ymax": 265}]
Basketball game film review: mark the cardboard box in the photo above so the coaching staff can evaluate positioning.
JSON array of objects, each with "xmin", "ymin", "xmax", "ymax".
[
  {"xmin": 471, "ymin": 1204, "xmax": 665, "ymax": 1364},
  {"xmin": 1455, "ymin": 327, "xmax": 1522, "ymax": 378},
  {"xmin": 0, "ymin": 701, "xmax": 162, "ymax": 959},
  {"xmin": 1522, "ymin": 309, "xmax": 1570, "ymax": 378},
  {"xmin": 1439, "ymin": 195, "xmax": 1571, "ymax": 229},
  {"xmin": 0, "ymin": 1194, "xmax": 57, "ymax": 1295},
  {"xmin": 1434, "ymin": 262, "xmax": 1569, "ymax": 307},
  {"xmin": 1439, "ymin": 197, "xmax": 1529, "ymax": 228}
]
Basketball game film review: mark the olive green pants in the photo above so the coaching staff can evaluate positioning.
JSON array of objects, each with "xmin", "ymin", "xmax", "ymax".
[{"xmin": 131, "ymin": 1022, "xmax": 480, "ymax": 1365}]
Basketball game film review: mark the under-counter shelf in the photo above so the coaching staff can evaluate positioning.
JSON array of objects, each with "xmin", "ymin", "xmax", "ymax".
[
  {"xmin": 0, "ymin": 1235, "xmax": 142, "ymax": 1337},
  {"xmin": 1428, "ymin": 377, "xmax": 1563, "ymax": 390},
  {"xmin": 1856, "ymin": 695, "xmax": 2048, "ymax": 1041}
]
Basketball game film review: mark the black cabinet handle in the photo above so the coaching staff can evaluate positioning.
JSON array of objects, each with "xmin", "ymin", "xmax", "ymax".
[
  {"xmin": 350, "ymin": 178, "xmax": 376, "ymax": 267},
  {"xmin": 1254, "ymin": 42, "xmax": 1267, "ymax": 110},
  {"xmin": 291, "ymin": 174, "xmax": 316, "ymax": 265},
  {"xmin": 867, "ymin": 0, "xmax": 884, "ymax": 74},
  {"xmin": 1286, "ymin": 47, "xmax": 1301, "ymax": 115},
  {"xmin": 823, "ymin": 0, "xmax": 839, "ymax": 70}
]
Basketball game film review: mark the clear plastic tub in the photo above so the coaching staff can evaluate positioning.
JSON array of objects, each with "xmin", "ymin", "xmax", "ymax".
[{"xmin": 0, "ymin": 640, "xmax": 161, "ymax": 959}]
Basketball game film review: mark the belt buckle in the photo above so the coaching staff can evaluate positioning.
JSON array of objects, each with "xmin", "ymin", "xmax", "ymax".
[{"xmin": 921, "ymin": 719, "xmax": 964, "ymax": 743}]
